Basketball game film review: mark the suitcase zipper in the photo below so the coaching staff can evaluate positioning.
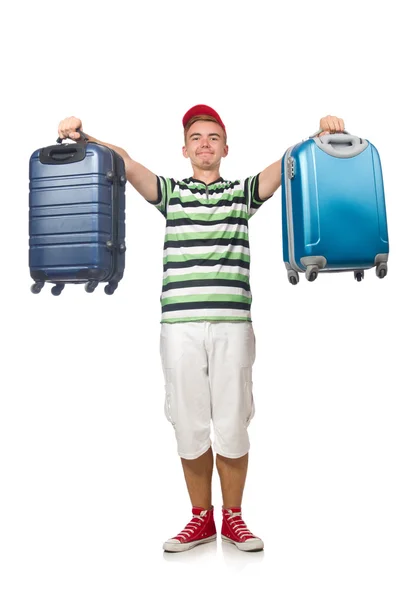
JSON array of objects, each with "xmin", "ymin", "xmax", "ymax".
[
  {"xmin": 109, "ymin": 149, "xmax": 118, "ymax": 280},
  {"xmin": 88, "ymin": 146, "xmax": 125, "ymax": 285},
  {"xmin": 105, "ymin": 149, "xmax": 122, "ymax": 282},
  {"xmin": 284, "ymin": 146, "xmax": 301, "ymax": 273},
  {"xmin": 285, "ymin": 144, "xmax": 340, "ymax": 275}
]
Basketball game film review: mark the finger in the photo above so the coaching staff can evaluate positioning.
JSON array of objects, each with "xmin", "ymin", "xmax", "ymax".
[
  {"xmin": 328, "ymin": 117, "xmax": 338, "ymax": 134},
  {"xmin": 319, "ymin": 116, "xmax": 328, "ymax": 132},
  {"xmin": 71, "ymin": 118, "xmax": 82, "ymax": 139},
  {"xmin": 332, "ymin": 116, "xmax": 344, "ymax": 133},
  {"xmin": 64, "ymin": 118, "xmax": 74, "ymax": 137},
  {"xmin": 65, "ymin": 124, "xmax": 77, "ymax": 139},
  {"xmin": 67, "ymin": 119, "xmax": 75, "ymax": 138},
  {"xmin": 319, "ymin": 130, "xmax": 330, "ymax": 137},
  {"xmin": 58, "ymin": 121, "xmax": 66, "ymax": 139},
  {"xmin": 59, "ymin": 121, "xmax": 70, "ymax": 139},
  {"xmin": 332, "ymin": 116, "xmax": 343, "ymax": 133},
  {"xmin": 321, "ymin": 115, "xmax": 334, "ymax": 133}
]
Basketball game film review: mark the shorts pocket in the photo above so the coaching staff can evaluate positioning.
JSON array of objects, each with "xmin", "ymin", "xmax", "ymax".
[
  {"xmin": 242, "ymin": 367, "xmax": 255, "ymax": 426},
  {"xmin": 160, "ymin": 324, "xmax": 186, "ymax": 369},
  {"xmin": 164, "ymin": 369, "xmax": 176, "ymax": 428},
  {"xmin": 240, "ymin": 323, "xmax": 256, "ymax": 368}
]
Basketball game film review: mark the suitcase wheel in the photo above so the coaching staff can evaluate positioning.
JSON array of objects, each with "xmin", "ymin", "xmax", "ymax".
[
  {"xmin": 31, "ymin": 282, "xmax": 44, "ymax": 294},
  {"xmin": 376, "ymin": 263, "xmax": 388, "ymax": 279},
  {"xmin": 354, "ymin": 270, "xmax": 364, "ymax": 282},
  {"xmin": 287, "ymin": 269, "xmax": 299, "ymax": 285},
  {"xmin": 85, "ymin": 281, "xmax": 98, "ymax": 293},
  {"xmin": 104, "ymin": 282, "xmax": 118, "ymax": 295},
  {"xmin": 51, "ymin": 284, "xmax": 65, "ymax": 296},
  {"xmin": 305, "ymin": 265, "xmax": 318, "ymax": 282}
]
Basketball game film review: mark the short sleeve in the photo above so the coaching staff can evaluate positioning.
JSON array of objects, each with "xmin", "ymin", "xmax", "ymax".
[
  {"xmin": 244, "ymin": 173, "xmax": 273, "ymax": 219},
  {"xmin": 146, "ymin": 176, "xmax": 172, "ymax": 218}
]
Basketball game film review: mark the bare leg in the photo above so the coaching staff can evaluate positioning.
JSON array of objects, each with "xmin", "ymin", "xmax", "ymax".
[
  {"xmin": 216, "ymin": 452, "xmax": 249, "ymax": 508},
  {"xmin": 181, "ymin": 447, "xmax": 214, "ymax": 509}
]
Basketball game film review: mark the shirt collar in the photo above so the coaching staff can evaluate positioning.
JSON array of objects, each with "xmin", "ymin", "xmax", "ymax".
[{"xmin": 187, "ymin": 177, "xmax": 224, "ymax": 185}]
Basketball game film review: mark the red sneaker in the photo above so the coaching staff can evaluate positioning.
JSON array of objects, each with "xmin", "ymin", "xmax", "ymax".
[
  {"xmin": 221, "ymin": 507, "xmax": 264, "ymax": 552},
  {"xmin": 163, "ymin": 506, "xmax": 217, "ymax": 552}
]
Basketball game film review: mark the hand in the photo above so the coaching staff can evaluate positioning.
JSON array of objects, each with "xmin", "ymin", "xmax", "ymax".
[
  {"xmin": 58, "ymin": 116, "xmax": 83, "ymax": 141},
  {"xmin": 318, "ymin": 115, "xmax": 345, "ymax": 137}
]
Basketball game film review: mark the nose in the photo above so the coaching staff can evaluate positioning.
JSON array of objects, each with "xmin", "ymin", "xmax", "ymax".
[{"xmin": 200, "ymin": 137, "xmax": 210, "ymax": 148}]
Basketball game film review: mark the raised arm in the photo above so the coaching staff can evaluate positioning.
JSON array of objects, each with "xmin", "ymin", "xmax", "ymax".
[
  {"xmin": 57, "ymin": 116, "xmax": 159, "ymax": 202},
  {"xmin": 258, "ymin": 158, "xmax": 282, "ymax": 201},
  {"xmin": 257, "ymin": 115, "xmax": 346, "ymax": 200}
]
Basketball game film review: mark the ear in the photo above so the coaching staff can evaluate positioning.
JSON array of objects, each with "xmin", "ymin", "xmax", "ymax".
[
  {"xmin": 223, "ymin": 144, "xmax": 229, "ymax": 158},
  {"xmin": 182, "ymin": 145, "xmax": 188, "ymax": 159}
]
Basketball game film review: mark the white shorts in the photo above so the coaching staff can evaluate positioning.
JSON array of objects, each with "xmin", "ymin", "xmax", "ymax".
[{"xmin": 159, "ymin": 321, "xmax": 256, "ymax": 460}]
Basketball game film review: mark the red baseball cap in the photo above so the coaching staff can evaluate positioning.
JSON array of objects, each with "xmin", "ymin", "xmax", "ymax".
[{"xmin": 182, "ymin": 104, "xmax": 226, "ymax": 134}]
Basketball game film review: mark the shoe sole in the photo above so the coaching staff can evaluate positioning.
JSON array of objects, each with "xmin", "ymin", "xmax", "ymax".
[
  {"xmin": 221, "ymin": 534, "xmax": 264, "ymax": 552},
  {"xmin": 163, "ymin": 534, "xmax": 217, "ymax": 553}
]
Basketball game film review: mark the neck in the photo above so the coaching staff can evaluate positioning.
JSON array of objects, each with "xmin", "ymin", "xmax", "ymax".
[{"xmin": 191, "ymin": 168, "xmax": 221, "ymax": 185}]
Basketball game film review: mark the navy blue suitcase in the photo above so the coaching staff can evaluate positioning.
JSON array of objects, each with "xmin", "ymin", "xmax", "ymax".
[{"xmin": 29, "ymin": 133, "xmax": 126, "ymax": 295}]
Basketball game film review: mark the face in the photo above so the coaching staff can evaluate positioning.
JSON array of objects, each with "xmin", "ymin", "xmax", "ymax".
[{"xmin": 182, "ymin": 120, "xmax": 228, "ymax": 170}]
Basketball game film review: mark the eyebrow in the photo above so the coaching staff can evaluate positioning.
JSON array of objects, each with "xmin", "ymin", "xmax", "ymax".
[{"xmin": 189, "ymin": 132, "xmax": 221, "ymax": 139}]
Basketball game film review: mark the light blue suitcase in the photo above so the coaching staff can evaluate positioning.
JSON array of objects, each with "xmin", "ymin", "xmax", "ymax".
[{"xmin": 281, "ymin": 131, "xmax": 389, "ymax": 284}]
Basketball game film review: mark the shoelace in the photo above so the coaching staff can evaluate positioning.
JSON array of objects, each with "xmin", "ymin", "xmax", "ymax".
[
  {"xmin": 225, "ymin": 510, "xmax": 254, "ymax": 540},
  {"xmin": 176, "ymin": 511, "xmax": 206, "ymax": 541}
]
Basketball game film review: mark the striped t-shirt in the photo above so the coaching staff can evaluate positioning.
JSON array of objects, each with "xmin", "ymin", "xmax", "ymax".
[{"xmin": 147, "ymin": 175, "xmax": 271, "ymax": 323}]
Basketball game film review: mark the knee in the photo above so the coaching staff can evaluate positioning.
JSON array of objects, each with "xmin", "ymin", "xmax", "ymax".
[{"xmin": 213, "ymin": 423, "xmax": 251, "ymax": 459}]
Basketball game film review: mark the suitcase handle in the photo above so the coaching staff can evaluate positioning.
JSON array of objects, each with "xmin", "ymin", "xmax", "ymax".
[
  {"xmin": 48, "ymin": 146, "xmax": 80, "ymax": 161},
  {"xmin": 39, "ymin": 143, "xmax": 87, "ymax": 165},
  {"xmin": 56, "ymin": 129, "xmax": 89, "ymax": 144},
  {"xmin": 311, "ymin": 131, "xmax": 369, "ymax": 158},
  {"xmin": 309, "ymin": 128, "xmax": 351, "ymax": 138}
]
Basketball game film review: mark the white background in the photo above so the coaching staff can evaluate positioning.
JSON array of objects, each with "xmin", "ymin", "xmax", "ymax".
[{"xmin": 1, "ymin": 0, "xmax": 396, "ymax": 598}]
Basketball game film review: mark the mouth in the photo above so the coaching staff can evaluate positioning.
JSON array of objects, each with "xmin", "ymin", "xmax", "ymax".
[{"xmin": 197, "ymin": 152, "xmax": 213, "ymax": 156}]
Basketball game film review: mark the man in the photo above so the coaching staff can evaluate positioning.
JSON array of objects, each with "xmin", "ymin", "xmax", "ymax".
[{"xmin": 58, "ymin": 107, "xmax": 345, "ymax": 553}]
